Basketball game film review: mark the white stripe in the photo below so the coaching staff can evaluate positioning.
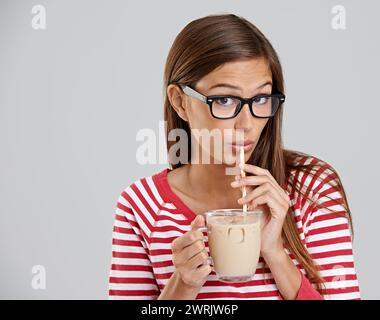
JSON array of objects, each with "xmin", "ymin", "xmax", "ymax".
[
  {"xmin": 324, "ymin": 291, "xmax": 360, "ymax": 300},
  {"xmin": 313, "ymin": 204, "xmax": 346, "ymax": 215},
  {"xmin": 112, "ymin": 245, "xmax": 146, "ymax": 254},
  {"xmin": 154, "ymin": 220, "xmax": 191, "ymax": 229},
  {"xmin": 309, "ymin": 204, "xmax": 346, "ymax": 217},
  {"xmin": 150, "ymin": 243, "xmax": 172, "ymax": 251},
  {"xmin": 306, "ymin": 229, "xmax": 351, "ymax": 243},
  {"xmin": 127, "ymin": 188, "xmax": 154, "ymax": 226},
  {"xmin": 135, "ymin": 180, "xmax": 160, "ymax": 213},
  {"xmin": 313, "ymin": 254, "xmax": 354, "ymax": 266},
  {"xmin": 112, "ymin": 257, "xmax": 152, "ymax": 266},
  {"xmin": 109, "ymin": 270, "xmax": 155, "ymax": 278},
  {"xmin": 308, "ymin": 216, "xmax": 348, "ymax": 230},
  {"xmin": 114, "ymin": 217, "xmax": 132, "ymax": 229},
  {"xmin": 151, "ymin": 230, "xmax": 187, "ymax": 238},
  {"xmin": 323, "ymin": 280, "xmax": 359, "ymax": 290},
  {"xmin": 125, "ymin": 188, "xmax": 155, "ymax": 233},
  {"xmin": 150, "ymin": 254, "xmax": 173, "ymax": 263},
  {"xmin": 113, "ymin": 232, "xmax": 140, "ymax": 241},
  {"xmin": 146, "ymin": 176, "xmax": 164, "ymax": 204},
  {"xmin": 307, "ymin": 241, "xmax": 352, "ymax": 254},
  {"xmin": 319, "ymin": 267, "xmax": 356, "ymax": 277},
  {"xmin": 163, "ymin": 202, "xmax": 176, "ymax": 210},
  {"xmin": 157, "ymin": 209, "xmax": 188, "ymax": 221}
]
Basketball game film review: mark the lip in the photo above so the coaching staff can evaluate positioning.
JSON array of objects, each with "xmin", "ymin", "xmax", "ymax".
[
  {"xmin": 231, "ymin": 143, "xmax": 254, "ymax": 153},
  {"xmin": 231, "ymin": 139, "xmax": 254, "ymax": 147}
]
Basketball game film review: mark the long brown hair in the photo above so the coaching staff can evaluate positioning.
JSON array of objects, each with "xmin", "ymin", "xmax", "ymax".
[{"xmin": 162, "ymin": 13, "xmax": 353, "ymax": 294}]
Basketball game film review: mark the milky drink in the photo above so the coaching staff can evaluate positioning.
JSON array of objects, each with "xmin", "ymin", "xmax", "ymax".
[{"xmin": 205, "ymin": 209, "xmax": 262, "ymax": 282}]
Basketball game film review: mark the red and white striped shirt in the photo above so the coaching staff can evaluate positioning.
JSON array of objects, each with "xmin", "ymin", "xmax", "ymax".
[{"xmin": 108, "ymin": 156, "xmax": 361, "ymax": 300}]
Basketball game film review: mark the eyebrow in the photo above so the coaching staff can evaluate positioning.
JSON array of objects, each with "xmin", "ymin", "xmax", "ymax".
[{"xmin": 208, "ymin": 81, "xmax": 272, "ymax": 91}]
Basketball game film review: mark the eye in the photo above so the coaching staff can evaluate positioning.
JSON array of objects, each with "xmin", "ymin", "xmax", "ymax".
[
  {"xmin": 214, "ymin": 97, "xmax": 236, "ymax": 106},
  {"xmin": 252, "ymin": 96, "xmax": 269, "ymax": 105}
]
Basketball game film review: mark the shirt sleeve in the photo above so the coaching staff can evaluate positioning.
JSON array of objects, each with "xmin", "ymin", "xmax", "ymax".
[
  {"xmin": 295, "ymin": 270, "xmax": 324, "ymax": 300},
  {"xmin": 108, "ymin": 190, "xmax": 160, "ymax": 299},
  {"xmin": 303, "ymin": 175, "xmax": 361, "ymax": 300}
]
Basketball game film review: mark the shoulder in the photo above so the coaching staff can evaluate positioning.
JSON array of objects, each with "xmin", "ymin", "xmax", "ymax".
[
  {"xmin": 285, "ymin": 150, "xmax": 346, "ymax": 220},
  {"xmin": 115, "ymin": 168, "xmax": 170, "ymax": 214}
]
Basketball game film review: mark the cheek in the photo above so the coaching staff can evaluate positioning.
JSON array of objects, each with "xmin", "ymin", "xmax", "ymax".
[{"xmin": 187, "ymin": 102, "xmax": 217, "ymax": 130}]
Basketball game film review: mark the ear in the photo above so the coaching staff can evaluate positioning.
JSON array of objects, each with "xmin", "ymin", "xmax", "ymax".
[{"xmin": 166, "ymin": 84, "xmax": 189, "ymax": 122}]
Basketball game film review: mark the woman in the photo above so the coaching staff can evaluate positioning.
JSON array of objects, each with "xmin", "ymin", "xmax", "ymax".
[{"xmin": 108, "ymin": 14, "xmax": 360, "ymax": 300}]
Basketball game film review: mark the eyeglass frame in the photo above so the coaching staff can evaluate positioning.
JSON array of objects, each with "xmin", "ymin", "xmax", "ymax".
[{"xmin": 179, "ymin": 84, "xmax": 285, "ymax": 120}]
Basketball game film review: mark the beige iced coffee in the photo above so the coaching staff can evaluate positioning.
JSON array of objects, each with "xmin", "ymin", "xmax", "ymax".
[{"xmin": 204, "ymin": 209, "xmax": 262, "ymax": 282}]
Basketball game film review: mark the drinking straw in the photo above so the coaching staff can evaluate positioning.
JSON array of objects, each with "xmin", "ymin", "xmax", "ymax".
[{"xmin": 240, "ymin": 146, "xmax": 248, "ymax": 213}]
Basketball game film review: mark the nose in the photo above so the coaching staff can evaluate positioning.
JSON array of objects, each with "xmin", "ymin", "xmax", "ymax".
[{"xmin": 234, "ymin": 102, "xmax": 253, "ymax": 131}]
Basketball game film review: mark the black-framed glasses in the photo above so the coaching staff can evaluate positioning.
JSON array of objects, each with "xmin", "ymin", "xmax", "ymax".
[{"xmin": 180, "ymin": 85, "xmax": 285, "ymax": 120}]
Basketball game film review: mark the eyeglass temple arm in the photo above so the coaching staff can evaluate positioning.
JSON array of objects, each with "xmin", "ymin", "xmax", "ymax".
[{"xmin": 180, "ymin": 85, "xmax": 207, "ymax": 103}]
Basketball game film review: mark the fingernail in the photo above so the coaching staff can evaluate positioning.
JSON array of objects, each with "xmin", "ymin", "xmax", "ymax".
[
  {"xmin": 238, "ymin": 198, "xmax": 243, "ymax": 204},
  {"xmin": 231, "ymin": 181, "xmax": 239, "ymax": 187}
]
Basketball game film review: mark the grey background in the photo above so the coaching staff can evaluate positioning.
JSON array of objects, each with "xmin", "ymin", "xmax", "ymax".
[{"xmin": 0, "ymin": 0, "xmax": 378, "ymax": 299}]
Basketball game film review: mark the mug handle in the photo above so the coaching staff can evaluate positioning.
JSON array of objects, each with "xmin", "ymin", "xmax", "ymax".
[{"xmin": 197, "ymin": 226, "xmax": 214, "ymax": 267}]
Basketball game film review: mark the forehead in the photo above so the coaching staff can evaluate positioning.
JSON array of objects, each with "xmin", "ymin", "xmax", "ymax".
[{"xmin": 197, "ymin": 58, "xmax": 272, "ymax": 90}]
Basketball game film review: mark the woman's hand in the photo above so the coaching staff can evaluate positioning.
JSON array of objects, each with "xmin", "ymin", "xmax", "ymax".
[
  {"xmin": 170, "ymin": 215, "xmax": 212, "ymax": 289},
  {"xmin": 230, "ymin": 163, "xmax": 291, "ymax": 260}
]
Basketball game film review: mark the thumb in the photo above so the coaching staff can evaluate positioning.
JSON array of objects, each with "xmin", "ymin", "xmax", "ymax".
[{"xmin": 190, "ymin": 214, "xmax": 205, "ymax": 231}]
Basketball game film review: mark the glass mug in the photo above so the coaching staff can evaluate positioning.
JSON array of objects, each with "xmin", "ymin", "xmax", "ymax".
[{"xmin": 199, "ymin": 208, "xmax": 263, "ymax": 283}]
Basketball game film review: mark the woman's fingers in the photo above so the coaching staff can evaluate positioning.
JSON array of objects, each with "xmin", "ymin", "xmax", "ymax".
[
  {"xmin": 238, "ymin": 182, "xmax": 286, "ymax": 207},
  {"xmin": 186, "ymin": 248, "xmax": 210, "ymax": 270},
  {"xmin": 171, "ymin": 229, "xmax": 203, "ymax": 253},
  {"xmin": 172, "ymin": 239, "xmax": 205, "ymax": 267},
  {"xmin": 249, "ymin": 192, "xmax": 289, "ymax": 220},
  {"xmin": 232, "ymin": 174, "xmax": 289, "ymax": 204}
]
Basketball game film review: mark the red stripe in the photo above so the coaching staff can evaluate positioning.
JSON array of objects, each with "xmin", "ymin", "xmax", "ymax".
[
  {"xmin": 112, "ymin": 239, "xmax": 144, "ymax": 247},
  {"xmin": 112, "ymin": 251, "xmax": 148, "ymax": 259},
  {"xmin": 150, "ymin": 248, "xmax": 172, "ymax": 255},
  {"xmin": 114, "ymin": 212, "xmax": 141, "ymax": 231},
  {"xmin": 109, "ymin": 289, "xmax": 159, "ymax": 296},
  {"xmin": 308, "ymin": 210, "xmax": 348, "ymax": 225},
  {"xmin": 122, "ymin": 190, "xmax": 154, "ymax": 239},
  {"xmin": 150, "ymin": 224, "xmax": 188, "ymax": 233},
  {"xmin": 112, "ymin": 264, "xmax": 153, "ymax": 272},
  {"xmin": 301, "ymin": 163, "xmax": 330, "ymax": 209},
  {"xmin": 113, "ymin": 226, "xmax": 134, "ymax": 234},
  {"xmin": 109, "ymin": 277, "xmax": 158, "ymax": 284},
  {"xmin": 311, "ymin": 171, "xmax": 338, "ymax": 199},
  {"xmin": 322, "ymin": 274, "xmax": 357, "ymax": 282},
  {"xmin": 131, "ymin": 183, "xmax": 158, "ymax": 221},
  {"xmin": 152, "ymin": 260, "xmax": 173, "ymax": 268},
  {"xmin": 140, "ymin": 177, "xmax": 162, "ymax": 211},
  {"xmin": 306, "ymin": 236, "xmax": 352, "ymax": 248},
  {"xmin": 323, "ymin": 286, "xmax": 360, "ymax": 295},
  {"xmin": 311, "ymin": 249, "xmax": 353, "ymax": 259},
  {"xmin": 319, "ymin": 261, "xmax": 354, "ymax": 270},
  {"xmin": 307, "ymin": 223, "xmax": 348, "ymax": 236},
  {"xmin": 116, "ymin": 202, "xmax": 133, "ymax": 215}
]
